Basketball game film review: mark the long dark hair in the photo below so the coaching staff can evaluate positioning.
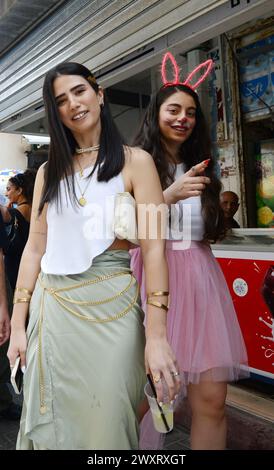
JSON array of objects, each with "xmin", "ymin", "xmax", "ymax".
[
  {"xmin": 39, "ymin": 62, "xmax": 125, "ymax": 212},
  {"xmin": 134, "ymin": 84, "xmax": 225, "ymax": 242},
  {"xmin": 9, "ymin": 169, "xmax": 37, "ymax": 205}
]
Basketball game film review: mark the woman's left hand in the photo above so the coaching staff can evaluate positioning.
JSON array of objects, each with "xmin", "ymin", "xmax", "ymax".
[{"xmin": 145, "ymin": 335, "xmax": 181, "ymax": 403}]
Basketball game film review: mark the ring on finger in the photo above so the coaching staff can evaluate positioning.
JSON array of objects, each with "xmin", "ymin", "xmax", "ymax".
[
  {"xmin": 153, "ymin": 374, "xmax": 161, "ymax": 384},
  {"xmin": 171, "ymin": 371, "xmax": 180, "ymax": 377}
]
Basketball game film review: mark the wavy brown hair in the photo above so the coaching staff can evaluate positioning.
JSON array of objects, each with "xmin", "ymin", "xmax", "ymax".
[{"xmin": 134, "ymin": 84, "xmax": 225, "ymax": 242}]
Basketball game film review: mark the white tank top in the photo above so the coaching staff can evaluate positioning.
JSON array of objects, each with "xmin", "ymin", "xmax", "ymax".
[
  {"xmin": 169, "ymin": 163, "xmax": 205, "ymax": 241},
  {"xmin": 41, "ymin": 165, "xmax": 124, "ymax": 275}
]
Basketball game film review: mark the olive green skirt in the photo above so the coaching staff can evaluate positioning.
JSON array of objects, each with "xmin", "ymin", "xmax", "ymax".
[{"xmin": 17, "ymin": 250, "xmax": 146, "ymax": 450}]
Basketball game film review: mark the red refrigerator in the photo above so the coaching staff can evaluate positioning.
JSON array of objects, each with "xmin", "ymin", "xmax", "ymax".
[{"xmin": 213, "ymin": 230, "xmax": 274, "ymax": 381}]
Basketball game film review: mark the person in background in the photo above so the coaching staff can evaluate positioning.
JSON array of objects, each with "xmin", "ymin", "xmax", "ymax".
[
  {"xmin": 131, "ymin": 54, "xmax": 248, "ymax": 450},
  {"xmin": 0, "ymin": 169, "xmax": 36, "ymax": 290},
  {"xmin": 220, "ymin": 191, "xmax": 240, "ymax": 229},
  {"xmin": 0, "ymin": 211, "xmax": 21, "ymax": 420},
  {"xmin": 7, "ymin": 62, "xmax": 180, "ymax": 450}
]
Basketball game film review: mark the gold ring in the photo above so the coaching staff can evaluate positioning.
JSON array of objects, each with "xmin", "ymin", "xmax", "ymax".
[
  {"xmin": 171, "ymin": 371, "xmax": 179, "ymax": 377},
  {"xmin": 153, "ymin": 374, "xmax": 161, "ymax": 384}
]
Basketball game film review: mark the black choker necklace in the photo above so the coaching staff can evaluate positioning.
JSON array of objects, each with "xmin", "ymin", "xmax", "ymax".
[{"xmin": 17, "ymin": 201, "xmax": 28, "ymax": 207}]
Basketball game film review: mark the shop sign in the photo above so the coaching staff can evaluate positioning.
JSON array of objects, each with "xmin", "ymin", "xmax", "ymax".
[
  {"xmin": 230, "ymin": 0, "xmax": 251, "ymax": 7},
  {"xmin": 239, "ymin": 34, "xmax": 274, "ymax": 118}
]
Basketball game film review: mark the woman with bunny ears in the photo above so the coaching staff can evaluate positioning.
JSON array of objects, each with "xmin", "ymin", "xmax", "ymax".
[{"xmin": 131, "ymin": 54, "xmax": 248, "ymax": 450}]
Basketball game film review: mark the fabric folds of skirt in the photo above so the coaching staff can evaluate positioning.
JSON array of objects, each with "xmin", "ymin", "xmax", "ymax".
[
  {"xmin": 131, "ymin": 241, "xmax": 248, "ymax": 386},
  {"xmin": 17, "ymin": 250, "xmax": 146, "ymax": 450}
]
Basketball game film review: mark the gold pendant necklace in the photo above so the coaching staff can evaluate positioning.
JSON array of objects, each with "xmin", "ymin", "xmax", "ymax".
[
  {"xmin": 75, "ymin": 171, "xmax": 93, "ymax": 206},
  {"xmin": 79, "ymin": 196, "xmax": 86, "ymax": 207},
  {"xmin": 76, "ymin": 144, "xmax": 100, "ymax": 154},
  {"xmin": 76, "ymin": 153, "xmax": 97, "ymax": 179},
  {"xmin": 77, "ymin": 157, "xmax": 84, "ymax": 178}
]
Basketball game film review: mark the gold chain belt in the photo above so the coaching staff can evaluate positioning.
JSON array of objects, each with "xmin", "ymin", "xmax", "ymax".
[{"xmin": 37, "ymin": 271, "xmax": 139, "ymax": 414}]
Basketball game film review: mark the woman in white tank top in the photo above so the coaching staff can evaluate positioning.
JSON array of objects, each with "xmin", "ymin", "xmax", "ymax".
[{"xmin": 7, "ymin": 62, "xmax": 180, "ymax": 450}]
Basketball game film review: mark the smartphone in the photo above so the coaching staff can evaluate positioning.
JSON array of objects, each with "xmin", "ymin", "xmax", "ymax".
[{"xmin": 10, "ymin": 356, "xmax": 23, "ymax": 394}]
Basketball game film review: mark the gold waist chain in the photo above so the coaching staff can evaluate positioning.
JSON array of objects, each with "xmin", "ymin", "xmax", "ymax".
[{"xmin": 36, "ymin": 271, "xmax": 139, "ymax": 414}]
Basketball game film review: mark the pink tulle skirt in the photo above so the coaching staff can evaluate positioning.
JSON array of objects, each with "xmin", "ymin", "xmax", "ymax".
[
  {"xmin": 131, "ymin": 241, "xmax": 248, "ymax": 385},
  {"xmin": 131, "ymin": 241, "xmax": 248, "ymax": 450}
]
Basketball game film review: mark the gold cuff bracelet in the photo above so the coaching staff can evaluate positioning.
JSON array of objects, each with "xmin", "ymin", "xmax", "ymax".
[
  {"xmin": 147, "ymin": 290, "xmax": 169, "ymax": 311},
  {"xmin": 15, "ymin": 287, "xmax": 33, "ymax": 296}
]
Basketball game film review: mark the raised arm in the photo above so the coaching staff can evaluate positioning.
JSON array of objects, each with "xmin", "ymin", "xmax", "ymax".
[
  {"xmin": 8, "ymin": 164, "xmax": 48, "ymax": 368},
  {"xmin": 130, "ymin": 148, "xmax": 180, "ymax": 402}
]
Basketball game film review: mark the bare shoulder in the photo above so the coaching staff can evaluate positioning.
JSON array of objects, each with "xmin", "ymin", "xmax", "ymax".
[
  {"xmin": 124, "ymin": 145, "xmax": 154, "ymax": 170},
  {"xmin": 18, "ymin": 205, "xmax": 31, "ymax": 221},
  {"xmin": 34, "ymin": 163, "xmax": 46, "ymax": 188},
  {"xmin": 37, "ymin": 161, "xmax": 47, "ymax": 176},
  {"xmin": 123, "ymin": 146, "xmax": 159, "ymax": 193},
  {"xmin": 31, "ymin": 162, "xmax": 47, "ymax": 214}
]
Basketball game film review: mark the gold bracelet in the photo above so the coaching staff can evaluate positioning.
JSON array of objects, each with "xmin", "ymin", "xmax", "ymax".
[
  {"xmin": 13, "ymin": 298, "xmax": 31, "ymax": 304},
  {"xmin": 146, "ymin": 290, "xmax": 169, "ymax": 311},
  {"xmin": 147, "ymin": 290, "xmax": 169, "ymax": 297},
  {"xmin": 147, "ymin": 299, "xmax": 169, "ymax": 311},
  {"xmin": 14, "ymin": 294, "xmax": 31, "ymax": 301},
  {"xmin": 15, "ymin": 287, "xmax": 33, "ymax": 296}
]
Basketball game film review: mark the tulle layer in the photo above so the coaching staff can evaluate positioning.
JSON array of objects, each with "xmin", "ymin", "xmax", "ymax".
[{"xmin": 131, "ymin": 241, "xmax": 248, "ymax": 386}]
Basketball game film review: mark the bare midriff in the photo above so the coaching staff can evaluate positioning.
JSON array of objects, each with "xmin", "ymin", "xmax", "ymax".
[{"xmin": 107, "ymin": 238, "xmax": 131, "ymax": 251}]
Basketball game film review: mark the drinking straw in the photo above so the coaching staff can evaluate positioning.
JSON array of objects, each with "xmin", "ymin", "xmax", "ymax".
[{"xmin": 147, "ymin": 374, "xmax": 170, "ymax": 433}]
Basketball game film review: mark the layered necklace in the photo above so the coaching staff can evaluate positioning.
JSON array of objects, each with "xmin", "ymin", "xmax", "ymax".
[
  {"xmin": 75, "ymin": 144, "xmax": 100, "ymax": 154},
  {"xmin": 74, "ymin": 146, "xmax": 99, "ymax": 206},
  {"xmin": 75, "ymin": 176, "xmax": 92, "ymax": 206},
  {"xmin": 76, "ymin": 156, "xmax": 86, "ymax": 179}
]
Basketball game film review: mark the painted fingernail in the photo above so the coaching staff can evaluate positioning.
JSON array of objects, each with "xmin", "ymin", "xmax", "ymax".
[
  {"xmin": 21, "ymin": 366, "xmax": 26, "ymax": 373},
  {"xmin": 159, "ymin": 402, "xmax": 163, "ymax": 407},
  {"xmin": 203, "ymin": 159, "xmax": 211, "ymax": 166}
]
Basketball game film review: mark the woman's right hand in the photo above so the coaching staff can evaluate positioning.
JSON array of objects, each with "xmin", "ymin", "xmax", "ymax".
[
  {"xmin": 164, "ymin": 160, "xmax": 211, "ymax": 204},
  {"xmin": 7, "ymin": 327, "xmax": 27, "ymax": 370}
]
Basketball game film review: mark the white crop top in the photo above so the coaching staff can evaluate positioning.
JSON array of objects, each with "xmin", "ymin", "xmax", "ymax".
[
  {"xmin": 169, "ymin": 163, "xmax": 205, "ymax": 241},
  {"xmin": 41, "ymin": 165, "xmax": 124, "ymax": 275}
]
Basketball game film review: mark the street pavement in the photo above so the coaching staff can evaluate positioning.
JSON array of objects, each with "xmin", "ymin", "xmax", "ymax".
[{"xmin": 0, "ymin": 391, "xmax": 190, "ymax": 450}]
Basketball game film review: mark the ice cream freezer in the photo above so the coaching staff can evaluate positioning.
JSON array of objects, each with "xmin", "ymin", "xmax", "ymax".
[{"xmin": 212, "ymin": 229, "xmax": 274, "ymax": 382}]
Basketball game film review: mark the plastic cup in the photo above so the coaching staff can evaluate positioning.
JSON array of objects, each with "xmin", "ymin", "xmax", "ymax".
[{"xmin": 144, "ymin": 382, "xmax": 174, "ymax": 433}]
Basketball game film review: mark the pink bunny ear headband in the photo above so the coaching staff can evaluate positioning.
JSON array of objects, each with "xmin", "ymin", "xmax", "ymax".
[{"xmin": 161, "ymin": 52, "xmax": 214, "ymax": 90}]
